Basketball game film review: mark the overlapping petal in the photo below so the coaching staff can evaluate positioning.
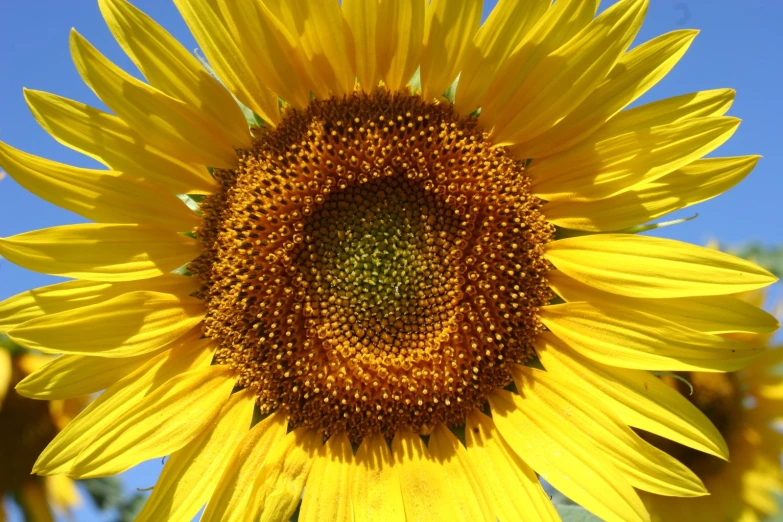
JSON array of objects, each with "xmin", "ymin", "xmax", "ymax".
[
  {"xmin": 548, "ymin": 269, "xmax": 779, "ymax": 334},
  {"xmin": 545, "ymin": 155, "xmax": 760, "ymax": 231},
  {"xmin": 24, "ymin": 90, "xmax": 215, "ymax": 195},
  {"xmin": 0, "ymin": 141, "xmax": 199, "ymax": 230},
  {"xmin": 541, "ymin": 301, "xmax": 764, "ymax": 371},
  {"xmin": 172, "ymin": 0, "xmax": 280, "ymax": 125},
  {"xmin": 70, "ymin": 30, "xmax": 238, "ymax": 169},
  {"xmin": 0, "ymin": 224, "xmax": 201, "ymax": 282},
  {"xmin": 0, "ymin": 274, "xmax": 198, "ymax": 334},
  {"xmin": 546, "ymin": 234, "xmax": 777, "ymax": 298},
  {"xmin": 9, "ymin": 291, "xmax": 204, "ymax": 358},
  {"xmin": 536, "ymin": 332, "xmax": 728, "ymax": 458},
  {"xmin": 98, "ymin": 0, "xmax": 251, "ymax": 148},
  {"xmin": 201, "ymin": 412, "xmax": 287, "ymax": 522},
  {"xmin": 352, "ymin": 433, "xmax": 405, "ymax": 522},
  {"xmin": 134, "ymin": 389, "xmax": 255, "ymax": 522},
  {"xmin": 34, "ymin": 340, "xmax": 214, "ymax": 475}
]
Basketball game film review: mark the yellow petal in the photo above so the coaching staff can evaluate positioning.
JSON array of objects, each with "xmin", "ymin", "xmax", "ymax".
[
  {"xmin": 70, "ymin": 30, "xmax": 237, "ymax": 169},
  {"xmin": 532, "ymin": 116, "xmax": 740, "ymax": 202},
  {"xmin": 10, "ymin": 291, "xmax": 203, "ymax": 358},
  {"xmin": 201, "ymin": 411, "xmax": 287, "ymax": 522},
  {"xmin": 352, "ymin": 432, "xmax": 405, "ymax": 522},
  {"xmin": 217, "ymin": 0, "xmax": 315, "ymax": 109},
  {"xmin": 34, "ymin": 338, "xmax": 214, "ymax": 475},
  {"xmin": 488, "ymin": 388, "xmax": 649, "ymax": 522},
  {"xmin": 509, "ymin": 366, "xmax": 707, "ymax": 498},
  {"xmin": 0, "ymin": 274, "xmax": 198, "ymax": 334},
  {"xmin": 602, "ymin": 87, "xmax": 736, "ymax": 133},
  {"xmin": 300, "ymin": 433, "xmax": 354, "ymax": 522},
  {"xmin": 24, "ymin": 89, "xmax": 215, "ymax": 195},
  {"xmin": 98, "ymin": 0, "xmax": 251, "ymax": 148},
  {"xmin": 16, "ymin": 352, "xmax": 157, "ymax": 400},
  {"xmin": 134, "ymin": 389, "xmax": 255, "ymax": 522},
  {"xmin": 69, "ymin": 364, "xmax": 234, "ymax": 478},
  {"xmin": 495, "ymin": 0, "xmax": 648, "ymax": 146},
  {"xmin": 536, "ymin": 331, "xmax": 728, "ymax": 459},
  {"xmin": 546, "ymin": 234, "xmax": 777, "ymax": 298},
  {"xmin": 464, "ymin": 410, "xmax": 559, "ymax": 522},
  {"xmin": 427, "ymin": 424, "xmax": 493, "ymax": 521},
  {"xmin": 256, "ymin": 428, "xmax": 322, "ymax": 522},
  {"xmin": 0, "ymin": 141, "xmax": 199, "ymax": 230},
  {"xmin": 540, "ymin": 301, "xmax": 763, "ymax": 372},
  {"xmin": 376, "ymin": 0, "xmax": 425, "ymax": 91},
  {"xmin": 0, "ymin": 223, "xmax": 201, "ymax": 282},
  {"xmin": 392, "ymin": 429, "xmax": 459, "ymax": 521},
  {"xmin": 454, "ymin": 0, "xmax": 549, "ymax": 114},
  {"xmin": 514, "ymin": 29, "xmax": 698, "ymax": 159},
  {"xmin": 481, "ymin": 0, "xmax": 599, "ymax": 126},
  {"xmin": 545, "ymin": 155, "xmax": 760, "ymax": 231},
  {"xmin": 420, "ymin": 0, "xmax": 481, "ymax": 100},
  {"xmin": 172, "ymin": 0, "xmax": 280, "ymax": 126},
  {"xmin": 548, "ymin": 269, "xmax": 779, "ymax": 334},
  {"xmin": 343, "ymin": 0, "xmax": 379, "ymax": 90},
  {"xmin": 268, "ymin": 0, "xmax": 355, "ymax": 97}
]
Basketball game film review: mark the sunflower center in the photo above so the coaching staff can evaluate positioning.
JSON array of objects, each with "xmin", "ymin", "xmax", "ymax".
[
  {"xmin": 642, "ymin": 372, "xmax": 744, "ymax": 478},
  {"xmin": 193, "ymin": 89, "xmax": 553, "ymax": 441}
]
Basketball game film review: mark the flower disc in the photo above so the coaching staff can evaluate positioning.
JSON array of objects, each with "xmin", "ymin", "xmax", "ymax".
[{"xmin": 193, "ymin": 90, "xmax": 553, "ymax": 440}]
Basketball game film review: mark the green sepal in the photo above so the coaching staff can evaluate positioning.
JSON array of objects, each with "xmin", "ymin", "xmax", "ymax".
[
  {"xmin": 408, "ymin": 67, "xmax": 422, "ymax": 94},
  {"xmin": 651, "ymin": 372, "xmax": 694, "ymax": 395},
  {"xmin": 617, "ymin": 213, "xmax": 698, "ymax": 234}
]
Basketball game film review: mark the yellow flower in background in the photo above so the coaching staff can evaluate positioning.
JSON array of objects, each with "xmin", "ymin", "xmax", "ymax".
[
  {"xmin": 0, "ymin": 349, "xmax": 82, "ymax": 522},
  {"xmin": 0, "ymin": 0, "xmax": 778, "ymax": 521},
  {"xmin": 641, "ymin": 295, "xmax": 783, "ymax": 522}
]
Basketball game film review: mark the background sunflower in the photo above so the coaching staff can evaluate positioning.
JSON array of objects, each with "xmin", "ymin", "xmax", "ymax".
[
  {"xmin": 0, "ymin": 340, "xmax": 83, "ymax": 521},
  {"xmin": 1, "ymin": 1, "xmax": 782, "ymax": 521}
]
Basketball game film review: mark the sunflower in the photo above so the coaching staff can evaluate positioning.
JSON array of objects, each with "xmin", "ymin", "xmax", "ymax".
[
  {"xmin": 640, "ymin": 293, "xmax": 783, "ymax": 522},
  {"xmin": 0, "ymin": 345, "xmax": 82, "ymax": 522},
  {"xmin": 0, "ymin": 0, "xmax": 778, "ymax": 520}
]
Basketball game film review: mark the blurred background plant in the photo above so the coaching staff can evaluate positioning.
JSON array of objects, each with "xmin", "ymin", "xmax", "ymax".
[{"xmin": 0, "ymin": 337, "xmax": 144, "ymax": 522}]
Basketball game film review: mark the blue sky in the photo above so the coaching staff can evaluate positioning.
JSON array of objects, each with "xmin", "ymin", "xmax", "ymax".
[{"xmin": 1, "ymin": 1, "xmax": 782, "ymax": 520}]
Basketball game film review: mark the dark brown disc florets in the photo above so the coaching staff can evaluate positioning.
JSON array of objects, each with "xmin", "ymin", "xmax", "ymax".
[{"xmin": 191, "ymin": 89, "xmax": 553, "ymax": 441}]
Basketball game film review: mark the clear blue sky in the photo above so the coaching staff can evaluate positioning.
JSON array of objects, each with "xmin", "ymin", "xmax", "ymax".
[{"xmin": 1, "ymin": 1, "xmax": 782, "ymax": 520}]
